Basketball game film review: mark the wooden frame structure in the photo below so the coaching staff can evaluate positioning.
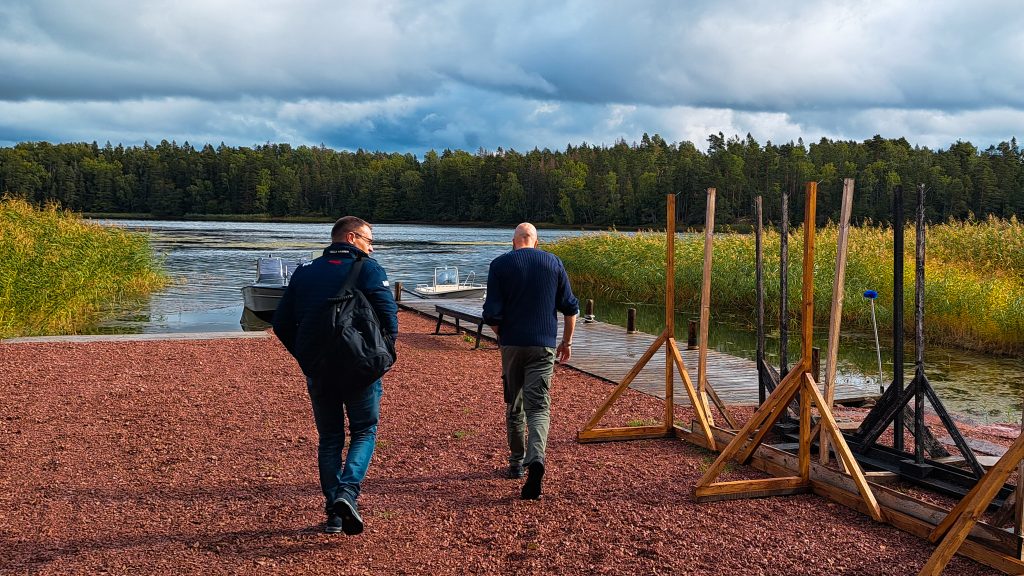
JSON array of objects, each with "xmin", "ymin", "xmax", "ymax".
[
  {"xmin": 919, "ymin": 434, "xmax": 1024, "ymax": 574},
  {"xmin": 693, "ymin": 182, "xmax": 884, "ymax": 521},
  {"xmin": 850, "ymin": 184, "xmax": 988, "ymax": 484},
  {"xmin": 577, "ymin": 191, "xmax": 733, "ymax": 446}
]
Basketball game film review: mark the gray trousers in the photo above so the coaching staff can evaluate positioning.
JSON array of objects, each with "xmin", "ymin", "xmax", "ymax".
[{"xmin": 501, "ymin": 345, "xmax": 555, "ymax": 467}]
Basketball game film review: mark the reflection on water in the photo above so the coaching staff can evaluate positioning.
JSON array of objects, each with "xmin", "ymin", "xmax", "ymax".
[{"xmin": 587, "ymin": 300, "xmax": 1024, "ymax": 425}]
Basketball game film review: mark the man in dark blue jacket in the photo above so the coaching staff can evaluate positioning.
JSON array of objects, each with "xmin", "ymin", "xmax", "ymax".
[
  {"xmin": 273, "ymin": 216, "xmax": 398, "ymax": 535},
  {"xmin": 483, "ymin": 222, "xmax": 578, "ymax": 500}
]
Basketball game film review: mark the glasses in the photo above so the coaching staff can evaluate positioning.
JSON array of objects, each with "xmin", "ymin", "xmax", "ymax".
[{"xmin": 351, "ymin": 231, "xmax": 374, "ymax": 245}]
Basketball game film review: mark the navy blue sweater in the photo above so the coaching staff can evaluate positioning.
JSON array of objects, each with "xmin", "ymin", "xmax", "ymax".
[
  {"xmin": 272, "ymin": 242, "xmax": 399, "ymax": 356},
  {"xmin": 482, "ymin": 247, "xmax": 579, "ymax": 348}
]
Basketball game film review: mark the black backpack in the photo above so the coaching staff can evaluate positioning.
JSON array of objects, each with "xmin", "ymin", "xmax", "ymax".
[{"xmin": 292, "ymin": 257, "xmax": 396, "ymax": 387}]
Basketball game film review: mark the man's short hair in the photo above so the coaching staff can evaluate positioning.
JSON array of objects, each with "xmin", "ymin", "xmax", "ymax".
[{"xmin": 331, "ymin": 216, "xmax": 370, "ymax": 242}]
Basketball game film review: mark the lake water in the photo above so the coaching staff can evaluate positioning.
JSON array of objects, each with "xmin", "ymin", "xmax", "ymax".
[
  {"xmin": 93, "ymin": 220, "xmax": 1024, "ymax": 425},
  {"xmin": 90, "ymin": 220, "xmax": 595, "ymax": 334}
]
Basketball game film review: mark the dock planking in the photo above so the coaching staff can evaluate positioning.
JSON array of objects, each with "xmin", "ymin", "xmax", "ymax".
[{"xmin": 398, "ymin": 296, "xmax": 878, "ymax": 407}]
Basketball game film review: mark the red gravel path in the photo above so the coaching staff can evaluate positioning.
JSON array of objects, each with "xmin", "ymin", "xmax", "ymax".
[{"xmin": 0, "ymin": 311, "xmax": 999, "ymax": 575}]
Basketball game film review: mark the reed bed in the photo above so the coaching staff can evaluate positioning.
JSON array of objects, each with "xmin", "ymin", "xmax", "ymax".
[
  {"xmin": 0, "ymin": 197, "xmax": 167, "ymax": 337},
  {"xmin": 546, "ymin": 218, "xmax": 1024, "ymax": 356}
]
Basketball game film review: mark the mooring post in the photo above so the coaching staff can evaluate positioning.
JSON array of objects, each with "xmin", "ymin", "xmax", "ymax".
[
  {"xmin": 584, "ymin": 299, "xmax": 595, "ymax": 323},
  {"xmin": 626, "ymin": 308, "xmax": 636, "ymax": 334},
  {"xmin": 394, "ymin": 281, "xmax": 402, "ymax": 302},
  {"xmin": 687, "ymin": 319, "xmax": 698, "ymax": 349}
]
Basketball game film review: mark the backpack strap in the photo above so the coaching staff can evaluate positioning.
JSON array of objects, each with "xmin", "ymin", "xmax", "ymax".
[{"xmin": 334, "ymin": 256, "xmax": 365, "ymax": 298}]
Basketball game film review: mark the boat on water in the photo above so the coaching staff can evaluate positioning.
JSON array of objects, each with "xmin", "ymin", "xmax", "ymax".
[
  {"xmin": 412, "ymin": 266, "xmax": 486, "ymax": 299},
  {"xmin": 240, "ymin": 256, "xmax": 303, "ymax": 322}
]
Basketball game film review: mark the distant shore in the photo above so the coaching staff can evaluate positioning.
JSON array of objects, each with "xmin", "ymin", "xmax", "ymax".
[{"xmin": 84, "ymin": 211, "xmax": 615, "ymax": 231}]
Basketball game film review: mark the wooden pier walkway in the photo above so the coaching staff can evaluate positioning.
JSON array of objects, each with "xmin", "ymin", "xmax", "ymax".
[{"xmin": 399, "ymin": 296, "xmax": 878, "ymax": 407}]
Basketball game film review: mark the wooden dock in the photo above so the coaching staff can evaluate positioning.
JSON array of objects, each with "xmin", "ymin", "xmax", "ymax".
[{"xmin": 399, "ymin": 296, "xmax": 878, "ymax": 407}]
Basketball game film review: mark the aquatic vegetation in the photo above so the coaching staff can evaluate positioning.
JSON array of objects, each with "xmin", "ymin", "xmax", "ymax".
[
  {"xmin": 0, "ymin": 197, "xmax": 167, "ymax": 337},
  {"xmin": 546, "ymin": 218, "xmax": 1024, "ymax": 355}
]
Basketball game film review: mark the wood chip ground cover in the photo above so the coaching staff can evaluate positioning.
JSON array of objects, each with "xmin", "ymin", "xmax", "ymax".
[{"xmin": 0, "ymin": 311, "xmax": 1004, "ymax": 575}]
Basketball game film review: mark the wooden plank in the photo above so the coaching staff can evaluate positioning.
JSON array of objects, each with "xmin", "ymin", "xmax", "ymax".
[
  {"xmin": 668, "ymin": 337, "xmax": 715, "ymax": 449},
  {"xmin": 694, "ymin": 476, "xmax": 809, "ymax": 501},
  {"xmin": 800, "ymin": 181, "xmax": 816, "ymax": 371},
  {"xmin": 665, "ymin": 194, "xmax": 676, "ymax": 432},
  {"xmin": 698, "ymin": 188, "xmax": 716, "ymax": 423},
  {"xmin": 576, "ymin": 425, "xmax": 673, "ymax": 443},
  {"xmin": 804, "ymin": 373, "xmax": 884, "ymax": 522},
  {"xmin": 820, "ymin": 178, "xmax": 854, "ymax": 464}
]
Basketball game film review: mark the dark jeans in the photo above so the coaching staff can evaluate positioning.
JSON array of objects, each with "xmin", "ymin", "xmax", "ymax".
[{"xmin": 306, "ymin": 377, "xmax": 382, "ymax": 509}]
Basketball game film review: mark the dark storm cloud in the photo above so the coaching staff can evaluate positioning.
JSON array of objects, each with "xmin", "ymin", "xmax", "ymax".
[{"xmin": 0, "ymin": 1, "xmax": 1022, "ymax": 153}]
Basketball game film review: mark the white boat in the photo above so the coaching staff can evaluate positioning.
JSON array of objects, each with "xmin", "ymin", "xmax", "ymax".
[
  {"xmin": 412, "ymin": 266, "xmax": 486, "ymax": 299},
  {"xmin": 240, "ymin": 256, "xmax": 303, "ymax": 322}
]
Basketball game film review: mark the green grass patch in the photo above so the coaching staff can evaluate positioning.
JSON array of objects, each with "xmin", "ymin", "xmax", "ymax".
[
  {"xmin": 626, "ymin": 417, "xmax": 659, "ymax": 427},
  {"xmin": 546, "ymin": 216, "xmax": 1024, "ymax": 355},
  {"xmin": 0, "ymin": 197, "xmax": 168, "ymax": 338}
]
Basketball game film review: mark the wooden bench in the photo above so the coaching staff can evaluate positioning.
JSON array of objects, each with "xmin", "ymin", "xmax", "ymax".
[{"xmin": 434, "ymin": 304, "xmax": 488, "ymax": 349}]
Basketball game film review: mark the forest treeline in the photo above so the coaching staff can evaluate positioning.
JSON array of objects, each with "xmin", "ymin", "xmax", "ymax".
[{"xmin": 1, "ymin": 133, "xmax": 1022, "ymax": 227}]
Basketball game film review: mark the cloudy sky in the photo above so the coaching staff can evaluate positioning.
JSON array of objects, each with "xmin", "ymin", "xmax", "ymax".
[{"xmin": 2, "ymin": 1, "xmax": 1022, "ymax": 155}]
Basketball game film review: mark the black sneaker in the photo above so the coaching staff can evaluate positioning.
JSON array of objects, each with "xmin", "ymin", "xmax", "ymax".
[
  {"xmin": 506, "ymin": 464, "xmax": 525, "ymax": 479},
  {"xmin": 332, "ymin": 497, "xmax": 364, "ymax": 536},
  {"xmin": 325, "ymin": 512, "xmax": 344, "ymax": 534},
  {"xmin": 520, "ymin": 462, "xmax": 545, "ymax": 500}
]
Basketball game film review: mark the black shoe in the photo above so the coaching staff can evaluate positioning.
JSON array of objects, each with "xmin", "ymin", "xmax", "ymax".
[
  {"xmin": 332, "ymin": 497, "xmax": 364, "ymax": 536},
  {"xmin": 520, "ymin": 462, "xmax": 545, "ymax": 500},
  {"xmin": 506, "ymin": 464, "xmax": 525, "ymax": 479},
  {"xmin": 325, "ymin": 512, "xmax": 344, "ymax": 534}
]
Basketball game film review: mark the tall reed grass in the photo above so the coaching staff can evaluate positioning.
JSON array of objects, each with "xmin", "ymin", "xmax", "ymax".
[
  {"xmin": 546, "ymin": 217, "xmax": 1024, "ymax": 356},
  {"xmin": 0, "ymin": 197, "xmax": 167, "ymax": 337}
]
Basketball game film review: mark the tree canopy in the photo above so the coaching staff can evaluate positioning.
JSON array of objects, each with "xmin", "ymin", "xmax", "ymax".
[{"xmin": 1, "ymin": 134, "xmax": 1022, "ymax": 227}]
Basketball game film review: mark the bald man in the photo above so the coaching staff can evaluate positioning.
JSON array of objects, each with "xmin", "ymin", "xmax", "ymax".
[{"xmin": 482, "ymin": 223, "xmax": 579, "ymax": 500}]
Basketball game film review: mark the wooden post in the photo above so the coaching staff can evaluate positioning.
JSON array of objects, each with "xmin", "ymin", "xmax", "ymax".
[
  {"xmin": 665, "ymin": 194, "xmax": 676, "ymax": 432},
  {"xmin": 626, "ymin": 308, "xmax": 636, "ymax": 333},
  {"xmin": 915, "ymin": 183, "xmax": 927, "ymax": 464},
  {"xmin": 800, "ymin": 183, "xmax": 815, "ymax": 375},
  {"xmin": 820, "ymin": 179, "xmax": 854, "ymax": 464},
  {"xmin": 755, "ymin": 195, "xmax": 766, "ymax": 405},
  {"xmin": 780, "ymin": 187, "xmax": 789, "ymax": 376},
  {"xmin": 687, "ymin": 319, "xmax": 698, "ymax": 349},
  {"xmin": 893, "ymin": 185, "xmax": 905, "ymax": 451},
  {"xmin": 584, "ymin": 299, "xmax": 594, "ymax": 322},
  {"xmin": 394, "ymin": 281, "xmax": 403, "ymax": 302},
  {"xmin": 698, "ymin": 188, "xmax": 716, "ymax": 423}
]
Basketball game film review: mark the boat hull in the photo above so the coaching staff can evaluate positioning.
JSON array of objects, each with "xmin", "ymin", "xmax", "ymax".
[
  {"xmin": 412, "ymin": 286, "xmax": 486, "ymax": 299},
  {"xmin": 241, "ymin": 284, "xmax": 285, "ymax": 321}
]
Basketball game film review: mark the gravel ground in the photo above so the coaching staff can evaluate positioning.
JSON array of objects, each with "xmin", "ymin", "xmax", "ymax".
[{"xmin": 0, "ymin": 311, "xmax": 1005, "ymax": 575}]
